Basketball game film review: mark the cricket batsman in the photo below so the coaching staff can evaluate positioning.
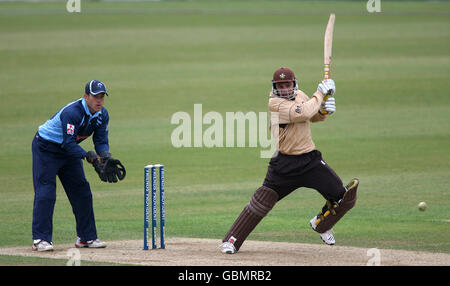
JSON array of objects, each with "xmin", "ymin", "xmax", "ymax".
[
  {"xmin": 221, "ymin": 67, "xmax": 359, "ymax": 254},
  {"xmin": 31, "ymin": 80, "xmax": 126, "ymax": 251}
]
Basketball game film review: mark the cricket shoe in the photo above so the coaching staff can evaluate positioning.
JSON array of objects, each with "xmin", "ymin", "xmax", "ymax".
[
  {"xmin": 32, "ymin": 239, "xmax": 54, "ymax": 252},
  {"xmin": 75, "ymin": 237, "xmax": 107, "ymax": 248},
  {"xmin": 309, "ymin": 216, "xmax": 335, "ymax": 245},
  {"xmin": 220, "ymin": 242, "xmax": 236, "ymax": 254}
]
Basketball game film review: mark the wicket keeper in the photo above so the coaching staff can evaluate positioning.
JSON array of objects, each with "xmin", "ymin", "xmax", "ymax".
[
  {"xmin": 32, "ymin": 80, "xmax": 125, "ymax": 251},
  {"xmin": 221, "ymin": 67, "xmax": 359, "ymax": 254}
]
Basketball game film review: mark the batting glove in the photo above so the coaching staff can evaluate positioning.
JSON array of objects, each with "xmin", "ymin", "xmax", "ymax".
[
  {"xmin": 320, "ymin": 97, "xmax": 336, "ymax": 115},
  {"xmin": 317, "ymin": 79, "xmax": 336, "ymax": 96}
]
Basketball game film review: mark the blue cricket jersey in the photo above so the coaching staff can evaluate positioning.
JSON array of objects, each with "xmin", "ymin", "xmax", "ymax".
[{"xmin": 38, "ymin": 98, "xmax": 109, "ymax": 158}]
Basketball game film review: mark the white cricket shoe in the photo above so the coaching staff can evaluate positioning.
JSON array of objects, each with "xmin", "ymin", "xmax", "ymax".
[
  {"xmin": 75, "ymin": 237, "xmax": 107, "ymax": 248},
  {"xmin": 32, "ymin": 239, "xmax": 54, "ymax": 252},
  {"xmin": 318, "ymin": 229, "xmax": 335, "ymax": 245},
  {"xmin": 309, "ymin": 216, "xmax": 335, "ymax": 245},
  {"xmin": 220, "ymin": 242, "xmax": 236, "ymax": 254}
]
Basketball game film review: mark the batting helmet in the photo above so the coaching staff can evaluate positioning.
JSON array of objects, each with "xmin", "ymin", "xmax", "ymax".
[{"xmin": 272, "ymin": 67, "xmax": 298, "ymax": 100}]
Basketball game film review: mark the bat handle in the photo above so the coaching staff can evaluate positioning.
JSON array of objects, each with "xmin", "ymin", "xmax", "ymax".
[
  {"xmin": 323, "ymin": 64, "xmax": 332, "ymax": 98},
  {"xmin": 324, "ymin": 63, "xmax": 331, "ymax": 80},
  {"xmin": 321, "ymin": 63, "xmax": 332, "ymax": 114}
]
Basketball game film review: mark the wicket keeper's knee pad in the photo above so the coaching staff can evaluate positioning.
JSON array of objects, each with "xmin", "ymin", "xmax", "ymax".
[{"xmin": 314, "ymin": 178, "xmax": 359, "ymax": 234}]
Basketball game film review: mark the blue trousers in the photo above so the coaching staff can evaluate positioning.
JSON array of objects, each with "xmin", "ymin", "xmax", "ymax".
[{"xmin": 32, "ymin": 133, "xmax": 97, "ymax": 243}]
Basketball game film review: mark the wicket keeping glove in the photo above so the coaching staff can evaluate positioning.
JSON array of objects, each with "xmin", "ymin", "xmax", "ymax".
[
  {"xmin": 103, "ymin": 157, "xmax": 126, "ymax": 183},
  {"xmin": 85, "ymin": 150, "xmax": 99, "ymax": 164},
  {"xmin": 86, "ymin": 151, "xmax": 108, "ymax": 182},
  {"xmin": 85, "ymin": 151, "xmax": 126, "ymax": 183}
]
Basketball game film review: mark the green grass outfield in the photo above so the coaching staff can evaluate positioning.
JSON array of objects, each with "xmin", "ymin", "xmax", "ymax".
[{"xmin": 0, "ymin": 0, "xmax": 449, "ymax": 264}]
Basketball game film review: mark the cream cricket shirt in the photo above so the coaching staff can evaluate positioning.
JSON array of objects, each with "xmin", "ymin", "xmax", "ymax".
[{"xmin": 268, "ymin": 89, "xmax": 326, "ymax": 155}]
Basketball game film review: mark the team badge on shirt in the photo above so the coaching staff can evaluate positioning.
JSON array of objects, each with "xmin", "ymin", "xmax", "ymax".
[
  {"xmin": 67, "ymin": 124, "xmax": 75, "ymax": 135},
  {"xmin": 295, "ymin": 106, "xmax": 302, "ymax": 114}
]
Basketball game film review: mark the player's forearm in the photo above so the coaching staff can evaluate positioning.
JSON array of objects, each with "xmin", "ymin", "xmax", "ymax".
[
  {"xmin": 94, "ymin": 143, "xmax": 109, "ymax": 155},
  {"xmin": 61, "ymin": 140, "xmax": 87, "ymax": 158},
  {"xmin": 92, "ymin": 129, "xmax": 109, "ymax": 155},
  {"xmin": 310, "ymin": 112, "xmax": 327, "ymax": 122},
  {"xmin": 288, "ymin": 91, "xmax": 324, "ymax": 123}
]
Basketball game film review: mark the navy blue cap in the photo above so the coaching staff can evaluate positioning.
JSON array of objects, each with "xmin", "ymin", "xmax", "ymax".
[{"xmin": 85, "ymin": 80, "xmax": 109, "ymax": 96}]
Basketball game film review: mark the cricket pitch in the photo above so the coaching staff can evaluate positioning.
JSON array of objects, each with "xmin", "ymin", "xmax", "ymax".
[{"xmin": 0, "ymin": 238, "xmax": 449, "ymax": 266}]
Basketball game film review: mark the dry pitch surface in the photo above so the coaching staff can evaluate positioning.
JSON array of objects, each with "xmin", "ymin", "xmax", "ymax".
[{"xmin": 0, "ymin": 238, "xmax": 449, "ymax": 266}]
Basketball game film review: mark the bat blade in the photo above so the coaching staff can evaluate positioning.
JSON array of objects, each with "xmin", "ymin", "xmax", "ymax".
[
  {"xmin": 321, "ymin": 13, "xmax": 335, "ymax": 114},
  {"xmin": 323, "ymin": 13, "xmax": 335, "ymax": 80}
]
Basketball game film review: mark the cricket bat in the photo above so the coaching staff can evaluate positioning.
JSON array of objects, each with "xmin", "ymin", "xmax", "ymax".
[{"xmin": 322, "ymin": 13, "xmax": 335, "ymax": 114}]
